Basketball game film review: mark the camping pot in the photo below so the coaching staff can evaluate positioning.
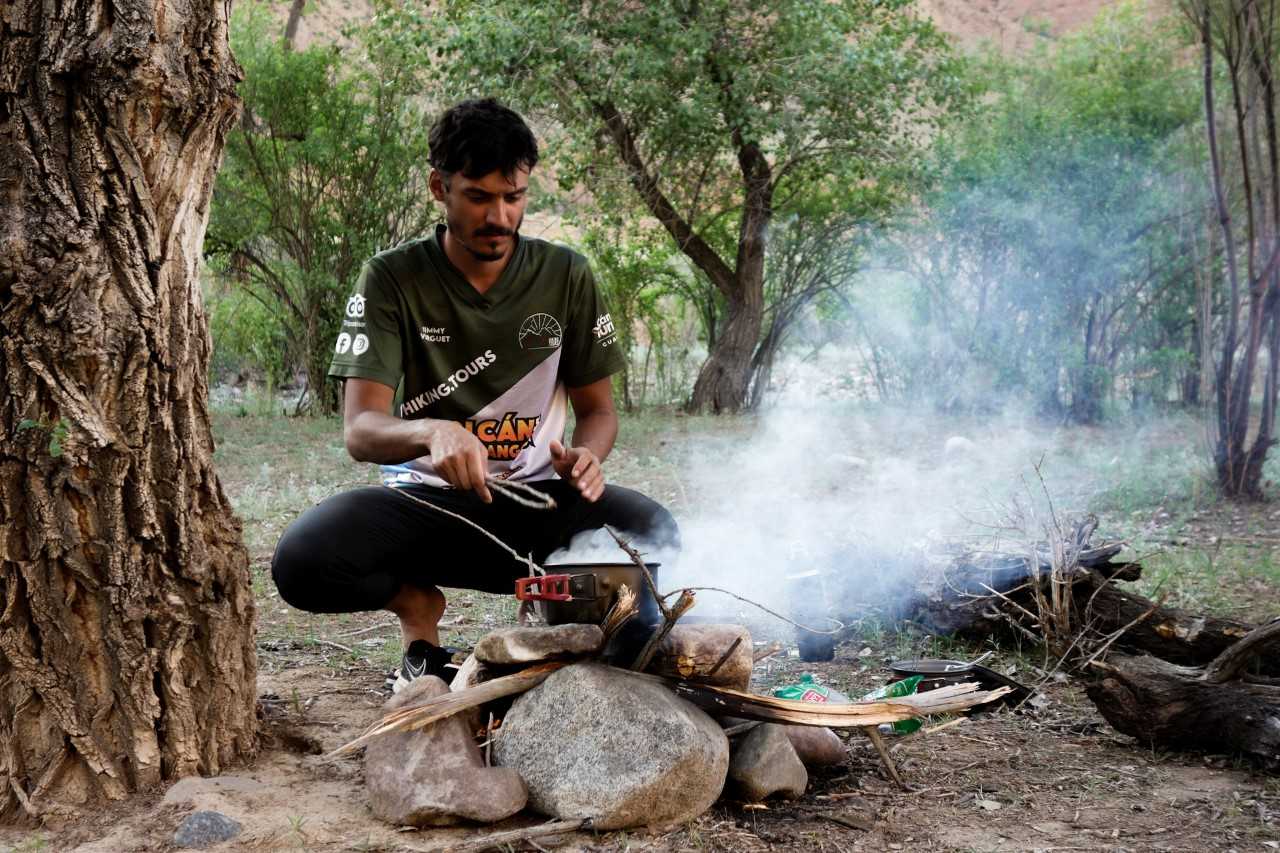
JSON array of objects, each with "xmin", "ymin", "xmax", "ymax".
[{"xmin": 514, "ymin": 562, "xmax": 656, "ymax": 625}]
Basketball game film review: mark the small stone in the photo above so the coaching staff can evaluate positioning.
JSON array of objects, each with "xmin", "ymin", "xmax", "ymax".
[
  {"xmin": 495, "ymin": 662, "xmax": 728, "ymax": 830},
  {"xmin": 976, "ymin": 799, "xmax": 1002, "ymax": 811},
  {"xmin": 173, "ymin": 810, "xmax": 242, "ymax": 848},
  {"xmin": 783, "ymin": 726, "xmax": 845, "ymax": 767},
  {"xmin": 728, "ymin": 724, "xmax": 808, "ymax": 801},
  {"xmin": 473, "ymin": 624, "xmax": 604, "ymax": 665},
  {"xmin": 365, "ymin": 676, "xmax": 526, "ymax": 827}
]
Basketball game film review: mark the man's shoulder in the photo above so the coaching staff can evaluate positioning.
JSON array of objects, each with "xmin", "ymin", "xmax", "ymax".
[
  {"xmin": 522, "ymin": 236, "xmax": 590, "ymax": 277},
  {"xmin": 366, "ymin": 238, "xmax": 434, "ymax": 286}
]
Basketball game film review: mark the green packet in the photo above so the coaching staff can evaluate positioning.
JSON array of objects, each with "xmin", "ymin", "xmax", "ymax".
[
  {"xmin": 771, "ymin": 673, "xmax": 849, "ymax": 704},
  {"xmin": 860, "ymin": 675, "xmax": 924, "ymax": 734},
  {"xmin": 772, "ymin": 674, "xmax": 924, "ymax": 734}
]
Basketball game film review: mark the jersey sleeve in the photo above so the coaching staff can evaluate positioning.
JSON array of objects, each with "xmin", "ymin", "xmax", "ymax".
[
  {"xmin": 328, "ymin": 259, "xmax": 404, "ymax": 389},
  {"xmin": 561, "ymin": 256, "xmax": 627, "ymax": 388}
]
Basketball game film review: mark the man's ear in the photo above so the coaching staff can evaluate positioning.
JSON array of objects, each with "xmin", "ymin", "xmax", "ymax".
[{"xmin": 429, "ymin": 169, "xmax": 448, "ymax": 202}]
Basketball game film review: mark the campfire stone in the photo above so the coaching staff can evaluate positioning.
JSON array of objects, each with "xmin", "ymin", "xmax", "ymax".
[
  {"xmin": 783, "ymin": 725, "xmax": 846, "ymax": 767},
  {"xmin": 365, "ymin": 675, "xmax": 526, "ymax": 826},
  {"xmin": 728, "ymin": 723, "xmax": 808, "ymax": 801},
  {"xmin": 494, "ymin": 662, "xmax": 729, "ymax": 830},
  {"xmin": 473, "ymin": 624, "xmax": 604, "ymax": 665},
  {"xmin": 173, "ymin": 810, "xmax": 242, "ymax": 848}
]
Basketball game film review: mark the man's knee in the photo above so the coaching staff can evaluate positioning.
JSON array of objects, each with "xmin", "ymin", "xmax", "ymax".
[{"xmin": 271, "ymin": 522, "xmax": 321, "ymax": 612}]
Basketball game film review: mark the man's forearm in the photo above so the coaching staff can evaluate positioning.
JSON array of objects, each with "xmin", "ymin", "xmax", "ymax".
[
  {"xmin": 345, "ymin": 411, "xmax": 444, "ymax": 464},
  {"xmin": 571, "ymin": 410, "xmax": 618, "ymax": 463}
]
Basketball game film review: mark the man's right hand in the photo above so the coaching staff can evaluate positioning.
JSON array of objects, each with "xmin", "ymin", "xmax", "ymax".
[{"xmin": 425, "ymin": 421, "xmax": 493, "ymax": 503}]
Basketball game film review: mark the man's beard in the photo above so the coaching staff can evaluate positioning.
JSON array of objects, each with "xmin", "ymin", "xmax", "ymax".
[{"xmin": 455, "ymin": 216, "xmax": 522, "ymax": 263}]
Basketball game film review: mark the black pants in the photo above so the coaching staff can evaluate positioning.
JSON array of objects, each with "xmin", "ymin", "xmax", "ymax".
[{"xmin": 271, "ymin": 481, "xmax": 676, "ymax": 628}]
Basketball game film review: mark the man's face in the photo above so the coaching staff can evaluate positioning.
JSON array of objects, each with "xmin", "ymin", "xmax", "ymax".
[{"xmin": 431, "ymin": 167, "xmax": 530, "ymax": 263}]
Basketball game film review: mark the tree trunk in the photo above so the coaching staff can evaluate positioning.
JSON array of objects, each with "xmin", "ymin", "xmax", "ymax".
[
  {"xmin": 688, "ymin": 286, "xmax": 764, "ymax": 413},
  {"xmin": 0, "ymin": 0, "xmax": 257, "ymax": 823}
]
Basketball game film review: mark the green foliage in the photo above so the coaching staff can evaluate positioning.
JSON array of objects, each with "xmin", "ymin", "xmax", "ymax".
[
  {"xmin": 205, "ymin": 272, "xmax": 290, "ymax": 387},
  {"xmin": 857, "ymin": 3, "xmax": 1201, "ymax": 417},
  {"xmin": 206, "ymin": 2, "xmax": 436, "ymax": 414},
  {"xmin": 402, "ymin": 0, "xmax": 968, "ymax": 409},
  {"xmin": 581, "ymin": 226, "xmax": 701, "ymax": 408}
]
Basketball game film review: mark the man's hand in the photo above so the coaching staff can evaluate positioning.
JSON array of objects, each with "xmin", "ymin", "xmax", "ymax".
[
  {"xmin": 550, "ymin": 439, "xmax": 605, "ymax": 502},
  {"xmin": 426, "ymin": 422, "xmax": 492, "ymax": 502}
]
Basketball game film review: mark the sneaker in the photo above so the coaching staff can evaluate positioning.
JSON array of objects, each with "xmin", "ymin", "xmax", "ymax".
[{"xmin": 388, "ymin": 640, "xmax": 461, "ymax": 694}]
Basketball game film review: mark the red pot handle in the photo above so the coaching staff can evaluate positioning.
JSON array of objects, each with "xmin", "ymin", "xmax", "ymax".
[{"xmin": 514, "ymin": 574, "xmax": 573, "ymax": 601}]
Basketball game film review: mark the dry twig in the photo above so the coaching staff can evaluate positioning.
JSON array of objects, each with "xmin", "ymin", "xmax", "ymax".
[{"xmin": 424, "ymin": 818, "xmax": 588, "ymax": 853}]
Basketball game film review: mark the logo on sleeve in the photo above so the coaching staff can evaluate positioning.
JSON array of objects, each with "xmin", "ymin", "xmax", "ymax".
[
  {"xmin": 352, "ymin": 334, "xmax": 369, "ymax": 355},
  {"xmin": 346, "ymin": 294, "xmax": 367, "ymax": 318},
  {"xmin": 335, "ymin": 333, "xmax": 352, "ymax": 354},
  {"xmin": 518, "ymin": 313, "xmax": 563, "ymax": 350},
  {"xmin": 592, "ymin": 313, "xmax": 616, "ymax": 340}
]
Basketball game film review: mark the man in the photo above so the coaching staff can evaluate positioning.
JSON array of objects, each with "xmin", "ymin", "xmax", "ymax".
[{"xmin": 271, "ymin": 99, "xmax": 676, "ymax": 691}]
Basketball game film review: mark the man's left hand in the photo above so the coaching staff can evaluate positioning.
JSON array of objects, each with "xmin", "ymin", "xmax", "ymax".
[{"xmin": 550, "ymin": 440, "xmax": 605, "ymax": 502}]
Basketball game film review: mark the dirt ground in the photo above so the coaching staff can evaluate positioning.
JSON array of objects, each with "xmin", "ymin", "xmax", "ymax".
[
  {"xmin": 9, "ymin": 628, "xmax": 1276, "ymax": 852},
  {"xmin": 4, "ymin": 407, "xmax": 1280, "ymax": 852}
]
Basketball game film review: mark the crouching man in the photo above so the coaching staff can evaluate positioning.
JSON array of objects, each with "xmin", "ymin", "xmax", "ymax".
[{"xmin": 271, "ymin": 99, "xmax": 676, "ymax": 691}]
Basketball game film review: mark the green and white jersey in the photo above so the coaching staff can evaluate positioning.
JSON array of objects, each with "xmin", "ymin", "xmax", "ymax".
[{"xmin": 329, "ymin": 225, "xmax": 625, "ymax": 487}]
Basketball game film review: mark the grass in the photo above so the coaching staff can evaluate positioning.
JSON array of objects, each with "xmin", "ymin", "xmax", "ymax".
[{"xmin": 210, "ymin": 393, "xmax": 1279, "ymax": 669}]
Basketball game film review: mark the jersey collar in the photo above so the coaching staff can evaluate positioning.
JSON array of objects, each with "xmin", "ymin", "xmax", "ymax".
[{"xmin": 430, "ymin": 224, "xmax": 526, "ymax": 310}]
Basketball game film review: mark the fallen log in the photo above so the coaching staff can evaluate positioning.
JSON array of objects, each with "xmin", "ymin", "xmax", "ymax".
[
  {"xmin": 1083, "ymin": 620, "xmax": 1280, "ymax": 768},
  {"xmin": 882, "ymin": 527, "xmax": 1274, "ymax": 674}
]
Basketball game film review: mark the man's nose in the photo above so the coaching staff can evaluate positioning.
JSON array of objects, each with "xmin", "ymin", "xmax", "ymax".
[{"xmin": 486, "ymin": 199, "xmax": 511, "ymax": 227}]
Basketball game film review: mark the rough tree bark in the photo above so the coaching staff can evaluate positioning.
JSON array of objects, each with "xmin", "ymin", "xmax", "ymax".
[{"xmin": 0, "ymin": 0, "xmax": 256, "ymax": 823}]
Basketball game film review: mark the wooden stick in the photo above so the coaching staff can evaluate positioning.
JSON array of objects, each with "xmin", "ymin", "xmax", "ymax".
[
  {"xmin": 863, "ymin": 725, "xmax": 907, "ymax": 790},
  {"xmin": 425, "ymin": 818, "xmax": 588, "ymax": 853},
  {"xmin": 632, "ymin": 589, "xmax": 696, "ymax": 671},
  {"xmin": 605, "ymin": 525, "xmax": 670, "ymax": 619},
  {"xmin": 708, "ymin": 637, "xmax": 744, "ymax": 677},
  {"xmin": 328, "ymin": 662, "xmax": 566, "ymax": 757},
  {"xmin": 666, "ymin": 680, "xmax": 1011, "ymax": 728},
  {"xmin": 753, "ymin": 642, "xmax": 784, "ymax": 663}
]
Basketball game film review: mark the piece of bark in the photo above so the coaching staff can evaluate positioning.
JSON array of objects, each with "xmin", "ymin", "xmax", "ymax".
[{"xmin": 647, "ymin": 625, "xmax": 754, "ymax": 689}]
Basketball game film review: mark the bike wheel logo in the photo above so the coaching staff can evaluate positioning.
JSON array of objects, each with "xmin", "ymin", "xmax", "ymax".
[{"xmin": 518, "ymin": 313, "xmax": 563, "ymax": 350}]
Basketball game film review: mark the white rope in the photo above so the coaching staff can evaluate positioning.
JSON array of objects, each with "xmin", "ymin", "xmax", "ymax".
[{"xmin": 384, "ymin": 482, "xmax": 552, "ymax": 576}]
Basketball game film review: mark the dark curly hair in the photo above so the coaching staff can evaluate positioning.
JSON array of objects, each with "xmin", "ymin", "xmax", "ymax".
[{"xmin": 428, "ymin": 99, "xmax": 539, "ymax": 183}]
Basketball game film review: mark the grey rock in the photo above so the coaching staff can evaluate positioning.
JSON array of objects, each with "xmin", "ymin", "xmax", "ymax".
[
  {"xmin": 728, "ymin": 723, "xmax": 808, "ymax": 801},
  {"xmin": 494, "ymin": 662, "xmax": 729, "ymax": 830},
  {"xmin": 365, "ymin": 676, "xmax": 527, "ymax": 827},
  {"xmin": 473, "ymin": 624, "xmax": 604, "ymax": 665},
  {"xmin": 783, "ymin": 725, "xmax": 846, "ymax": 767},
  {"xmin": 173, "ymin": 810, "xmax": 242, "ymax": 848}
]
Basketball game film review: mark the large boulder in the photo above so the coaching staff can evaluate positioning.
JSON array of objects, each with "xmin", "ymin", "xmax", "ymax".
[
  {"xmin": 473, "ymin": 624, "xmax": 604, "ymax": 665},
  {"xmin": 365, "ymin": 676, "xmax": 526, "ymax": 826},
  {"xmin": 728, "ymin": 723, "xmax": 808, "ymax": 801},
  {"xmin": 494, "ymin": 662, "xmax": 729, "ymax": 830}
]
